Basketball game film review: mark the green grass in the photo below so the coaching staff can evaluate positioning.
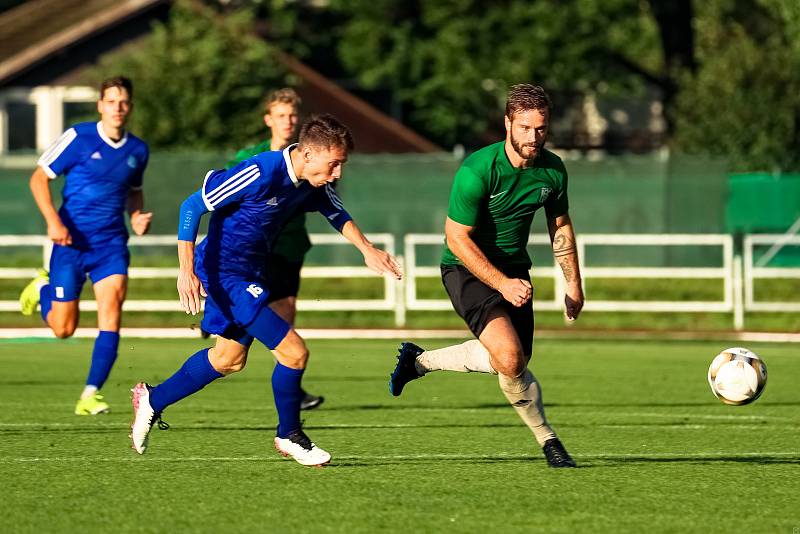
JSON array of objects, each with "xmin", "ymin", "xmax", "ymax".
[{"xmin": 1, "ymin": 337, "xmax": 798, "ymax": 533}]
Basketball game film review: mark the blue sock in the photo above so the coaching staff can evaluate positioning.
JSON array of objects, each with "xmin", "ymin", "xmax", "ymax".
[
  {"xmin": 39, "ymin": 284, "xmax": 52, "ymax": 323},
  {"xmin": 149, "ymin": 349, "xmax": 223, "ymax": 413},
  {"xmin": 85, "ymin": 330, "xmax": 120, "ymax": 389},
  {"xmin": 272, "ymin": 362, "xmax": 305, "ymax": 438}
]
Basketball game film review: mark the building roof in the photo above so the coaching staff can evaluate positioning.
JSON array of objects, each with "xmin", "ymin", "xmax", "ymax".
[
  {"xmin": 0, "ymin": 0, "xmax": 166, "ymax": 85},
  {"xmin": 0, "ymin": 0, "xmax": 439, "ymax": 152}
]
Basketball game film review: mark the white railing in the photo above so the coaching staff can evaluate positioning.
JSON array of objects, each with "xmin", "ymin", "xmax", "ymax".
[
  {"xmin": 404, "ymin": 233, "xmax": 740, "ymax": 325},
  {"xmin": 743, "ymin": 234, "xmax": 800, "ymax": 312},
  {"xmin": 577, "ymin": 234, "xmax": 735, "ymax": 313},
  {"xmin": 0, "ymin": 233, "xmax": 403, "ymax": 325},
  {"xmin": 4, "ymin": 233, "xmax": 800, "ymax": 330}
]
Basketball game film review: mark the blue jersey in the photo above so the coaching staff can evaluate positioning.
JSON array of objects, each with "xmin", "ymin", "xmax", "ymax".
[
  {"xmin": 37, "ymin": 121, "xmax": 149, "ymax": 248},
  {"xmin": 193, "ymin": 145, "xmax": 351, "ymax": 278}
]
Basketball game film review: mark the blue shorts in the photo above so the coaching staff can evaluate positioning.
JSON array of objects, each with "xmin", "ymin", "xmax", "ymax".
[
  {"xmin": 198, "ymin": 270, "xmax": 290, "ymax": 349},
  {"xmin": 49, "ymin": 244, "xmax": 130, "ymax": 302}
]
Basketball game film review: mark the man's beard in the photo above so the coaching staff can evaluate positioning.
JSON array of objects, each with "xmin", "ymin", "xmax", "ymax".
[{"xmin": 510, "ymin": 135, "xmax": 541, "ymax": 161}]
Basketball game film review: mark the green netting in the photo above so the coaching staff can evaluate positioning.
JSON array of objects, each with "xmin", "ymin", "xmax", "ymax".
[{"xmin": 0, "ymin": 151, "xmax": 731, "ymax": 266}]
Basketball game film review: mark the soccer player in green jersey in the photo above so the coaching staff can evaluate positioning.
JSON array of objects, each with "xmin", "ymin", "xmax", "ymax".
[
  {"xmin": 224, "ymin": 88, "xmax": 323, "ymax": 411},
  {"xmin": 389, "ymin": 84, "xmax": 584, "ymax": 467}
]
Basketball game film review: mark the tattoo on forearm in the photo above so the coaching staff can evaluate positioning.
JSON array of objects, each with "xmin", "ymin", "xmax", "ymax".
[
  {"xmin": 553, "ymin": 228, "xmax": 580, "ymax": 282},
  {"xmin": 554, "ymin": 246, "xmax": 577, "ymax": 258},
  {"xmin": 552, "ymin": 233, "xmax": 577, "ymax": 257}
]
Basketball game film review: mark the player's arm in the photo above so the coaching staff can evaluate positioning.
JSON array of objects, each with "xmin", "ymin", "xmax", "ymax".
[
  {"xmin": 547, "ymin": 212, "xmax": 583, "ymax": 320},
  {"xmin": 340, "ymin": 220, "xmax": 402, "ymax": 280},
  {"xmin": 445, "ymin": 217, "xmax": 531, "ymax": 307},
  {"xmin": 29, "ymin": 166, "xmax": 71, "ymax": 246},
  {"xmin": 126, "ymin": 189, "xmax": 152, "ymax": 236},
  {"xmin": 176, "ymin": 190, "xmax": 209, "ymax": 315},
  {"xmin": 307, "ymin": 184, "xmax": 402, "ymax": 279},
  {"xmin": 127, "ymin": 148, "xmax": 152, "ymax": 235}
]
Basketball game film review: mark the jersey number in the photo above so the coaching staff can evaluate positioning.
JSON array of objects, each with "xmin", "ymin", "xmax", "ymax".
[{"xmin": 246, "ymin": 284, "xmax": 263, "ymax": 298}]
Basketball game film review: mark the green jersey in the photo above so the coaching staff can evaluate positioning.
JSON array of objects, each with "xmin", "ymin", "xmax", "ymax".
[
  {"xmin": 441, "ymin": 141, "xmax": 569, "ymax": 268},
  {"xmin": 227, "ymin": 139, "xmax": 312, "ymax": 262}
]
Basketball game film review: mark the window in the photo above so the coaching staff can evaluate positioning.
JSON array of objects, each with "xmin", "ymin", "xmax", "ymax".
[{"xmin": 6, "ymin": 101, "xmax": 36, "ymax": 152}]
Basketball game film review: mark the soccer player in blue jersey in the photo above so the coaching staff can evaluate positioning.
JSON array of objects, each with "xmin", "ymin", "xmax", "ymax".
[
  {"xmin": 130, "ymin": 114, "xmax": 401, "ymax": 466},
  {"xmin": 19, "ymin": 76, "xmax": 151, "ymax": 416}
]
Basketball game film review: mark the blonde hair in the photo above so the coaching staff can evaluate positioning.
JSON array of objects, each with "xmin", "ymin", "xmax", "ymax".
[{"xmin": 264, "ymin": 88, "xmax": 301, "ymax": 114}]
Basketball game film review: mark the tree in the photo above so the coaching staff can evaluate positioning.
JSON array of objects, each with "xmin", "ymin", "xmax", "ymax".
[
  {"xmin": 89, "ymin": 0, "xmax": 288, "ymax": 150},
  {"xmin": 324, "ymin": 0, "xmax": 661, "ymax": 147},
  {"xmin": 673, "ymin": 0, "xmax": 800, "ymax": 171}
]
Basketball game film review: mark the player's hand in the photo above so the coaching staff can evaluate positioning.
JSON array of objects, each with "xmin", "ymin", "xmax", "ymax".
[
  {"xmin": 47, "ymin": 220, "xmax": 72, "ymax": 246},
  {"xmin": 564, "ymin": 280, "xmax": 584, "ymax": 321},
  {"xmin": 177, "ymin": 268, "xmax": 204, "ymax": 315},
  {"xmin": 499, "ymin": 277, "xmax": 532, "ymax": 307},
  {"xmin": 130, "ymin": 211, "xmax": 153, "ymax": 236},
  {"xmin": 362, "ymin": 247, "xmax": 403, "ymax": 280}
]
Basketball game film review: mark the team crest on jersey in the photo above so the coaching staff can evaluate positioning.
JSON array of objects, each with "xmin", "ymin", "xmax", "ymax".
[
  {"xmin": 127, "ymin": 156, "xmax": 138, "ymax": 169},
  {"xmin": 539, "ymin": 187, "xmax": 553, "ymax": 203}
]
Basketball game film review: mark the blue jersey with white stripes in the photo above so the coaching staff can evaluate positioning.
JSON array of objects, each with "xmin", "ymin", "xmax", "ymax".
[
  {"xmin": 38, "ymin": 121, "xmax": 149, "ymax": 248},
  {"xmin": 195, "ymin": 145, "xmax": 351, "ymax": 278}
]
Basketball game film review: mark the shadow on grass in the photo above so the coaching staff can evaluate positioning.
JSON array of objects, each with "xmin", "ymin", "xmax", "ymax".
[{"xmin": 586, "ymin": 454, "xmax": 800, "ymax": 466}]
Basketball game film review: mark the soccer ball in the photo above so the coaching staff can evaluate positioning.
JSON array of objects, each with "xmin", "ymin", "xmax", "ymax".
[{"xmin": 707, "ymin": 347, "xmax": 767, "ymax": 405}]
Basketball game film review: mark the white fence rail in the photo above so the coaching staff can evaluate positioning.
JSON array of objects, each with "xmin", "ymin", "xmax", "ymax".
[
  {"xmin": 743, "ymin": 234, "xmax": 800, "ymax": 312},
  {"xmin": 0, "ymin": 234, "xmax": 402, "ymax": 325},
  {"xmin": 404, "ymin": 233, "xmax": 739, "ymax": 320},
  {"xmin": 2, "ymin": 233, "xmax": 798, "ymax": 329}
]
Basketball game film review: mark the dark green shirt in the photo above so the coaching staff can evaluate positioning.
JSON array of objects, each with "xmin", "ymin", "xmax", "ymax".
[
  {"xmin": 441, "ymin": 141, "xmax": 569, "ymax": 268},
  {"xmin": 227, "ymin": 139, "xmax": 312, "ymax": 262}
]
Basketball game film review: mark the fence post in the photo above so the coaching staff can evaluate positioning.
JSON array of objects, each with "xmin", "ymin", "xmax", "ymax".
[
  {"xmin": 733, "ymin": 254, "xmax": 744, "ymax": 331},
  {"xmin": 394, "ymin": 254, "xmax": 406, "ymax": 327}
]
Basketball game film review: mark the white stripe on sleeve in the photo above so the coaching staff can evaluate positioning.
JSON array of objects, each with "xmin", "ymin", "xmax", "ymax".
[
  {"xmin": 200, "ymin": 171, "xmax": 215, "ymax": 211},
  {"xmin": 37, "ymin": 128, "xmax": 77, "ymax": 174},
  {"xmin": 208, "ymin": 169, "xmax": 260, "ymax": 207},
  {"xmin": 205, "ymin": 165, "xmax": 258, "ymax": 201}
]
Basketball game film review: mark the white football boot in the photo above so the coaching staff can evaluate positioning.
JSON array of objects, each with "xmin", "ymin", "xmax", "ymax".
[
  {"xmin": 274, "ymin": 428, "xmax": 331, "ymax": 467},
  {"xmin": 130, "ymin": 382, "xmax": 168, "ymax": 454}
]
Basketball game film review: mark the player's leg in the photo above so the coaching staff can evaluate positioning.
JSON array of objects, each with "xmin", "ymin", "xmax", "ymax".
[
  {"xmin": 269, "ymin": 296, "xmax": 297, "ymax": 325},
  {"xmin": 418, "ymin": 340, "xmax": 496, "ymax": 374},
  {"xmin": 390, "ymin": 264, "xmax": 496, "ymax": 395},
  {"xmin": 130, "ymin": 335, "xmax": 246, "ymax": 454},
  {"xmin": 265, "ymin": 255, "xmax": 324, "ymax": 411},
  {"xmin": 243, "ymin": 306, "xmax": 330, "ymax": 466},
  {"xmin": 72, "ymin": 273, "xmax": 126, "ymax": 415},
  {"xmin": 481, "ymin": 306, "xmax": 575, "ymax": 467},
  {"xmin": 22, "ymin": 244, "xmax": 83, "ymax": 338}
]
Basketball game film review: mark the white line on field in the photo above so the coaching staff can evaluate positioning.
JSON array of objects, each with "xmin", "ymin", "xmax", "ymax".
[
  {"xmin": 1, "ymin": 451, "xmax": 797, "ymax": 463},
  {"xmin": 611, "ymin": 411, "xmax": 794, "ymax": 421}
]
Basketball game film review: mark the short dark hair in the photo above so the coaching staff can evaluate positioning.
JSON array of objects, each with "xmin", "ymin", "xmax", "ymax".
[
  {"xmin": 505, "ymin": 84, "xmax": 551, "ymax": 118},
  {"xmin": 298, "ymin": 114, "xmax": 354, "ymax": 152},
  {"xmin": 100, "ymin": 76, "xmax": 133, "ymax": 99}
]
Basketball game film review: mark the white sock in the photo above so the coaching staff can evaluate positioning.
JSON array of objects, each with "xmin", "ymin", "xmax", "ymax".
[
  {"xmin": 498, "ymin": 369, "xmax": 556, "ymax": 446},
  {"xmin": 415, "ymin": 339, "xmax": 496, "ymax": 375},
  {"xmin": 80, "ymin": 385, "xmax": 98, "ymax": 400}
]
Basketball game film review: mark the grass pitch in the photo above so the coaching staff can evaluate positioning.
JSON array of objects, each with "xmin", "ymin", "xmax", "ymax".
[{"xmin": 1, "ymin": 337, "xmax": 798, "ymax": 533}]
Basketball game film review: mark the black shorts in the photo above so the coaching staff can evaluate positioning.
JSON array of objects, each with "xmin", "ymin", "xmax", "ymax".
[
  {"xmin": 441, "ymin": 264, "xmax": 534, "ymax": 356},
  {"xmin": 264, "ymin": 254, "xmax": 303, "ymax": 303}
]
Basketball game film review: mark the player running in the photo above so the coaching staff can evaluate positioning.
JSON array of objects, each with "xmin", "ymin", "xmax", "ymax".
[
  {"xmin": 222, "ymin": 88, "xmax": 323, "ymax": 411},
  {"xmin": 388, "ymin": 84, "xmax": 584, "ymax": 468},
  {"xmin": 19, "ymin": 76, "xmax": 151, "ymax": 416},
  {"xmin": 130, "ymin": 114, "xmax": 402, "ymax": 466}
]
